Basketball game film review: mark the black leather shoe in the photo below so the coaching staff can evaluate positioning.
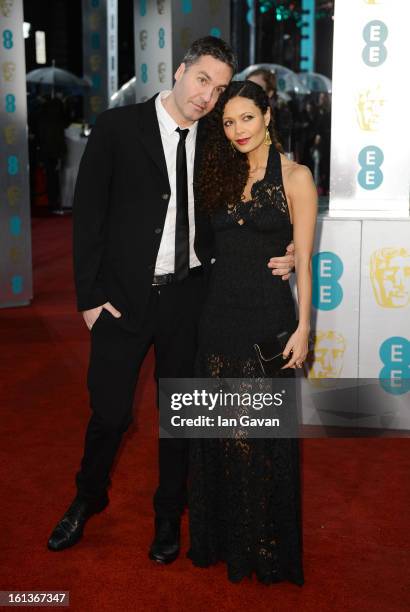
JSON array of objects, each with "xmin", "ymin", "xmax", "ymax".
[
  {"xmin": 47, "ymin": 494, "xmax": 109, "ymax": 552},
  {"xmin": 148, "ymin": 517, "xmax": 181, "ymax": 564}
]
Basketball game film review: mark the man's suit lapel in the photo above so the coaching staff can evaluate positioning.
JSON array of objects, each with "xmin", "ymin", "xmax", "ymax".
[
  {"xmin": 137, "ymin": 95, "xmax": 170, "ymax": 185},
  {"xmin": 137, "ymin": 97, "xmax": 206, "ymax": 205}
]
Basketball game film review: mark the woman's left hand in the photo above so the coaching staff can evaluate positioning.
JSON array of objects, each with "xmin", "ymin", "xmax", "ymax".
[{"xmin": 281, "ymin": 327, "xmax": 309, "ymax": 369}]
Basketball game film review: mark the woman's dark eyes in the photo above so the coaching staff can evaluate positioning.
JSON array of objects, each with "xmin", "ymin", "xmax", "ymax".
[{"xmin": 224, "ymin": 116, "xmax": 253, "ymax": 126}]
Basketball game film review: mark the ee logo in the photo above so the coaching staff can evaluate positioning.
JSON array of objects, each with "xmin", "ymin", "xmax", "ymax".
[
  {"xmin": 139, "ymin": 0, "xmax": 147, "ymax": 16},
  {"xmin": 210, "ymin": 27, "xmax": 221, "ymax": 38},
  {"xmin": 379, "ymin": 337, "xmax": 410, "ymax": 395},
  {"xmin": 7, "ymin": 155, "xmax": 18, "ymax": 175},
  {"xmin": 11, "ymin": 276, "xmax": 23, "ymax": 295},
  {"xmin": 312, "ymin": 252, "xmax": 343, "ymax": 311},
  {"xmin": 246, "ymin": 0, "xmax": 255, "ymax": 26},
  {"xmin": 91, "ymin": 74, "xmax": 101, "ymax": 90},
  {"xmin": 158, "ymin": 28, "xmax": 165, "ymax": 49},
  {"xmin": 362, "ymin": 20, "xmax": 388, "ymax": 67},
  {"xmin": 10, "ymin": 215, "xmax": 21, "ymax": 237},
  {"xmin": 91, "ymin": 33, "xmax": 100, "ymax": 50},
  {"xmin": 3, "ymin": 30, "xmax": 13, "ymax": 49},
  {"xmin": 141, "ymin": 63, "xmax": 148, "ymax": 83},
  {"xmin": 358, "ymin": 146, "xmax": 383, "ymax": 190},
  {"xmin": 5, "ymin": 93, "xmax": 16, "ymax": 113}
]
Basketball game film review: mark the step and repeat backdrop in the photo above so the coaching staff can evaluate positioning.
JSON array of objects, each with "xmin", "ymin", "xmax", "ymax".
[
  {"xmin": 0, "ymin": 0, "xmax": 408, "ymax": 428},
  {"xmin": 0, "ymin": 0, "xmax": 32, "ymax": 308},
  {"xmin": 302, "ymin": 0, "xmax": 410, "ymax": 429},
  {"xmin": 133, "ymin": 0, "xmax": 229, "ymax": 102},
  {"xmin": 297, "ymin": 217, "xmax": 410, "ymax": 431},
  {"xmin": 330, "ymin": 0, "xmax": 409, "ymax": 216},
  {"xmin": 82, "ymin": 0, "xmax": 118, "ymax": 124}
]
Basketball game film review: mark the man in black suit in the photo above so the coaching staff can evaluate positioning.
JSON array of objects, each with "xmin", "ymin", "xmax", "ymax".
[{"xmin": 47, "ymin": 37, "xmax": 295, "ymax": 561}]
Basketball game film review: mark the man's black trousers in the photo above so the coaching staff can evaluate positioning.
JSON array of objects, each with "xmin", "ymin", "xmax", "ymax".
[{"xmin": 75, "ymin": 272, "xmax": 206, "ymax": 520}]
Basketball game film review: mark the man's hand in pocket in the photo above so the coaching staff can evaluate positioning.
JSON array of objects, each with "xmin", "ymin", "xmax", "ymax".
[{"xmin": 82, "ymin": 302, "xmax": 122, "ymax": 330}]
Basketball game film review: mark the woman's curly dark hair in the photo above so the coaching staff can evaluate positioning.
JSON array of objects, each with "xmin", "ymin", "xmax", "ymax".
[{"xmin": 196, "ymin": 80, "xmax": 283, "ymax": 214}]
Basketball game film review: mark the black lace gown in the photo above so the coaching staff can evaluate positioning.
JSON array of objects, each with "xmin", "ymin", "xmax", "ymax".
[{"xmin": 187, "ymin": 145, "xmax": 304, "ymax": 586}]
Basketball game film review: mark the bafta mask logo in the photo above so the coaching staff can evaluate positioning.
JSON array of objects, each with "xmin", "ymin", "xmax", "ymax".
[
  {"xmin": 208, "ymin": 0, "xmax": 222, "ymax": 15},
  {"xmin": 370, "ymin": 247, "xmax": 410, "ymax": 308},
  {"xmin": 307, "ymin": 330, "xmax": 346, "ymax": 379},
  {"xmin": 3, "ymin": 123, "xmax": 16, "ymax": 144},
  {"xmin": 89, "ymin": 12, "xmax": 101, "ymax": 31},
  {"xmin": 2, "ymin": 62, "xmax": 15, "ymax": 82},
  {"xmin": 7, "ymin": 185, "xmax": 20, "ymax": 207},
  {"xmin": 9, "ymin": 246, "xmax": 21, "ymax": 263},
  {"xmin": 158, "ymin": 62, "xmax": 166, "ymax": 84},
  {"xmin": 157, "ymin": 0, "xmax": 166, "ymax": 14},
  {"xmin": 89, "ymin": 54, "xmax": 101, "ymax": 72},
  {"xmin": 364, "ymin": 0, "xmax": 382, "ymax": 4},
  {"xmin": 90, "ymin": 96, "xmax": 103, "ymax": 113},
  {"xmin": 139, "ymin": 30, "xmax": 148, "ymax": 51},
  {"xmin": 180, "ymin": 27, "xmax": 192, "ymax": 51},
  {"xmin": 356, "ymin": 85, "xmax": 385, "ymax": 131},
  {"xmin": 0, "ymin": 0, "xmax": 14, "ymax": 17}
]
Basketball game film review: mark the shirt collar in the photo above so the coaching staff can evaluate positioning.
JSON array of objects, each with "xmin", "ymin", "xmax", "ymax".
[{"xmin": 155, "ymin": 90, "xmax": 198, "ymax": 140}]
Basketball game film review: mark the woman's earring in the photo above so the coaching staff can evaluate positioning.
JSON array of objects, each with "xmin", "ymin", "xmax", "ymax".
[
  {"xmin": 264, "ymin": 127, "xmax": 272, "ymax": 146},
  {"xmin": 230, "ymin": 141, "xmax": 237, "ymax": 153}
]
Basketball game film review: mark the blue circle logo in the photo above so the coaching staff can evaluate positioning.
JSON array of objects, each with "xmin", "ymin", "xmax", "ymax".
[
  {"xmin": 11, "ymin": 275, "xmax": 23, "ymax": 295},
  {"xmin": 312, "ymin": 252, "xmax": 343, "ymax": 310},
  {"xmin": 10, "ymin": 215, "xmax": 21, "ymax": 236},
  {"xmin": 91, "ymin": 33, "xmax": 100, "ymax": 50},
  {"xmin": 7, "ymin": 155, "xmax": 19, "ymax": 175},
  {"xmin": 3, "ymin": 30, "xmax": 14, "ymax": 49},
  {"xmin": 358, "ymin": 146, "xmax": 384, "ymax": 190},
  {"xmin": 92, "ymin": 74, "xmax": 101, "ymax": 90},
  {"xmin": 5, "ymin": 93, "xmax": 16, "ymax": 113},
  {"xmin": 182, "ymin": 0, "xmax": 192, "ymax": 14},
  {"xmin": 362, "ymin": 20, "xmax": 388, "ymax": 67},
  {"xmin": 246, "ymin": 0, "xmax": 255, "ymax": 26},
  {"xmin": 379, "ymin": 337, "xmax": 410, "ymax": 395}
]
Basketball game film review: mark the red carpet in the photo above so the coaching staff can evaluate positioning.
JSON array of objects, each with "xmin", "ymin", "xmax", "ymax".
[{"xmin": 0, "ymin": 216, "xmax": 409, "ymax": 611}]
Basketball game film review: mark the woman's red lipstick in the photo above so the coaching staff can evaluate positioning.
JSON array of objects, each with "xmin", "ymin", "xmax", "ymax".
[{"xmin": 236, "ymin": 137, "xmax": 250, "ymax": 145}]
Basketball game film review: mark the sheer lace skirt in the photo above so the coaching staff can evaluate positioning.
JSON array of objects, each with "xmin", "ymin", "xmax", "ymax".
[{"xmin": 187, "ymin": 352, "xmax": 304, "ymax": 586}]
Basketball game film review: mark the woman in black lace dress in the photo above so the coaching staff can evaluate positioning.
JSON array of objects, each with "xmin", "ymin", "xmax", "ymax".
[{"xmin": 187, "ymin": 82, "xmax": 317, "ymax": 585}]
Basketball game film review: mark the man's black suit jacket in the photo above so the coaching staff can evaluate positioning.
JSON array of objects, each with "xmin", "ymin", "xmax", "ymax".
[{"xmin": 72, "ymin": 94, "xmax": 214, "ymax": 327}]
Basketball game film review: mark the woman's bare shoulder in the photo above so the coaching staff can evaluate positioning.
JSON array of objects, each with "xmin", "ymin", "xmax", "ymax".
[
  {"xmin": 279, "ymin": 154, "xmax": 312, "ymax": 179},
  {"xmin": 280, "ymin": 154, "xmax": 314, "ymax": 188}
]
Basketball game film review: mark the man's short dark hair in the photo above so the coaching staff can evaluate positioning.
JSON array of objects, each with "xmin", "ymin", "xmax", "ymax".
[{"xmin": 182, "ymin": 36, "xmax": 237, "ymax": 74}]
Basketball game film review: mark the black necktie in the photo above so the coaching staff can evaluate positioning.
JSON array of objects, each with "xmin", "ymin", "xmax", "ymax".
[{"xmin": 174, "ymin": 127, "xmax": 190, "ymax": 281}]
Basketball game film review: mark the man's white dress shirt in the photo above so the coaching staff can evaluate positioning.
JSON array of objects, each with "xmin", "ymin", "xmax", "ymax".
[{"xmin": 154, "ymin": 90, "xmax": 201, "ymax": 275}]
